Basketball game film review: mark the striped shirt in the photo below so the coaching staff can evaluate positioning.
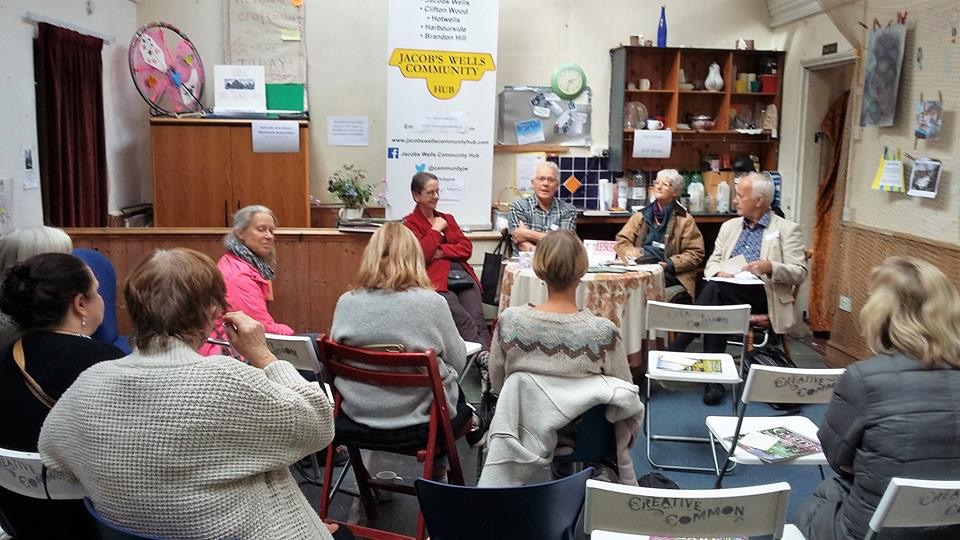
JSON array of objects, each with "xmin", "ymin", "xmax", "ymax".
[
  {"xmin": 730, "ymin": 212, "xmax": 771, "ymax": 262},
  {"xmin": 508, "ymin": 196, "xmax": 577, "ymax": 251}
]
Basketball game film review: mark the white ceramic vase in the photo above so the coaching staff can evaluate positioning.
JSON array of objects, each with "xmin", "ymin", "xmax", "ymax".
[
  {"xmin": 705, "ymin": 63, "xmax": 724, "ymax": 92},
  {"xmin": 338, "ymin": 207, "xmax": 363, "ymax": 220}
]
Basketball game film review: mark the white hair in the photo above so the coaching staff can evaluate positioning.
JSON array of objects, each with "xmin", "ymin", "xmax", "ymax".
[
  {"xmin": 0, "ymin": 226, "xmax": 73, "ymax": 274},
  {"xmin": 656, "ymin": 169, "xmax": 685, "ymax": 196},
  {"xmin": 231, "ymin": 205, "xmax": 277, "ymax": 235},
  {"xmin": 534, "ymin": 161, "xmax": 560, "ymax": 179},
  {"xmin": 746, "ymin": 172, "xmax": 775, "ymax": 204}
]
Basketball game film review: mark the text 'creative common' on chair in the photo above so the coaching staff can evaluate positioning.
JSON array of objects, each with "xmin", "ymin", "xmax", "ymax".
[
  {"xmin": 414, "ymin": 467, "xmax": 592, "ymax": 540},
  {"xmin": 643, "ymin": 300, "xmax": 751, "ymax": 473},
  {"xmin": 0, "ymin": 447, "xmax": 85, "ymax": 500},
  {"xmin": 706, "ymin": 364, "xmax": 844, "ymax": 488},
  {"xmin": 864, "ymin": 477, "xmax": 960, "ymax": 540},
  {"xmin": 584, "ymin": 479, "xmax": 805, "ymax": 539},
  {"xmin": 317, "ymin": 337, "xmax": 471, "ymax": 540}
]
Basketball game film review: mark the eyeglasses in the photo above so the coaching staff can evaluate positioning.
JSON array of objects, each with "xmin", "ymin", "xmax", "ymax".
[{"xmin": 533, "ymin": 176, "xmax": 558, "ymax": 183}]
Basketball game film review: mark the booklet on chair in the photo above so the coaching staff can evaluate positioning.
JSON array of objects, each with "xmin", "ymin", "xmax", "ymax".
[
  {"xmin": 724, "ymin": 426, "xmax": 822, "ymax": 463},
  {"xmin": 655, "ymin": 354, "xmax": 723, "ymax": 373}
]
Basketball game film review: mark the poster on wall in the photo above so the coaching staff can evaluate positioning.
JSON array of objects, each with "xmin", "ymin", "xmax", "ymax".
[
  {"xmin": 384, "ymin": 0, "xmax": 499, "ymax": 229},
  {"xmin": 224, "ymin": 0, "xmax": 306, "ymax": 83},
  {"xmin": 860, "ymin": 22, "xmax": 907, "ymax": 127},
  {"xmin": 907, "ymin": 157, "xmax": 942, "ymax": 198}
]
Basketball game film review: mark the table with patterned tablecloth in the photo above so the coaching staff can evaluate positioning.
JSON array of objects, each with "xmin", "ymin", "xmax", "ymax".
[{"xmin": 498, "ymin": 263, "xmax": 665, "ymax": 368}]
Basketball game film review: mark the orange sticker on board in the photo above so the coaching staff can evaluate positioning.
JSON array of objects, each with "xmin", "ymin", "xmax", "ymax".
[
  {"xmin": 564, "ymin": 175, "xmax": 583, "ymax": 194},
  {"xmin": 292, "ymin": 0, "xmax": 303, "ymax": 6}
]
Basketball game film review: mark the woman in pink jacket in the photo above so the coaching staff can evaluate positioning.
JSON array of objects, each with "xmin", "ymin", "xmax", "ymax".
[{"xmin": 202, "ymin": 206, "xmax": 292, "ymax": 355}]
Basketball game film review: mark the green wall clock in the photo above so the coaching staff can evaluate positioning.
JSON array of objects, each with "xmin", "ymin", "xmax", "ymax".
[{"xmin": 551, "ymin": 63, "xmax": 587, "ymax": 100}]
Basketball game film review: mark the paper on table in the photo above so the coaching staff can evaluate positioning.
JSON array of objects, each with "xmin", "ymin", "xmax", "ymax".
[{"xmin": 739, "ymin": 431, "xmax": 780, "ymax": 451}]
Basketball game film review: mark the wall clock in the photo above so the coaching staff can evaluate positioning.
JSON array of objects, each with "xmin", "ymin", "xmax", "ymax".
[{"xmin": 551, "ymin": 63, "xmax": 587, "ymax": 101}]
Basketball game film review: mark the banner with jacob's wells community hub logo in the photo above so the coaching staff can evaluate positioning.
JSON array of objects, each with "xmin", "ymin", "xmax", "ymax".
[{"xmin": 385, "ymin": 0, "xmax": 498, "ymax": 228}]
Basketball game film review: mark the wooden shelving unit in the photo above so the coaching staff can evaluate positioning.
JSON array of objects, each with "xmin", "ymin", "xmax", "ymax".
[{"xmin": 609, "ymin": 46, "xmax": 786, "ymax": 173}]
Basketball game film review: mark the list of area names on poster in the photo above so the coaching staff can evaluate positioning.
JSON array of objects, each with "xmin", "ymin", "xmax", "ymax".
[{"xmin": 419, "ymin": 0, "xmax": 471, "ymax": 42}]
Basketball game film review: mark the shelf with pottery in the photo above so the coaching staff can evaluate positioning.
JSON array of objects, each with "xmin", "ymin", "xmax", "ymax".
[{"xmin": 609, "ymin": 46, "xmax": 785, "ymax": 172}]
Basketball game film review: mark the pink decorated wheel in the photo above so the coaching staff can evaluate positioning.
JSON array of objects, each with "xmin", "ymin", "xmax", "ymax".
[{"xmin": 128, "ymin": 22, "xmax": 204, "ymax": 116}]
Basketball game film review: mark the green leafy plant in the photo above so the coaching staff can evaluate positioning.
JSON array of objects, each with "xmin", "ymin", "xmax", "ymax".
[{"xmin": 327, "ymin": 164, "xmax": 374, "ymax": 209}]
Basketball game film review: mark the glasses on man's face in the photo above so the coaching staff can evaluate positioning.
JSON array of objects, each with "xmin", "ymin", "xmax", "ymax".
[{"xmin": 534, "ymin": 175, "xmax": 558, "ymax": 183}]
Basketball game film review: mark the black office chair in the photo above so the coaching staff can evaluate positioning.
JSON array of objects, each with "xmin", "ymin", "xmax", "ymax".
[{"xmin": 414, "ymin": 467, "xmax": 593, "ymax": 540}]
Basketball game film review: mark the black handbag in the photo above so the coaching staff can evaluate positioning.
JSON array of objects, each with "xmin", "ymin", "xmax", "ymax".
[
  {"xmin": 480, "ymin": 229, "xmax": 510, "ymax": 305},
  {"xmin": 746, "ymin": 346, "xmax": 802, "ymax": 413},
  {"xmin": 447, "ymin": 262, "xmax": 475, "ymax": 291}
]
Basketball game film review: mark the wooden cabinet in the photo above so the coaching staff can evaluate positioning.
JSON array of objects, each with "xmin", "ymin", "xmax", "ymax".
[
  {"xmin": 151, "ymin": 118, "xmax": 310, "ymax": 227},
  {"xmin": 609, "ymin": 46, "xmax": 785, "ymax": 173}
]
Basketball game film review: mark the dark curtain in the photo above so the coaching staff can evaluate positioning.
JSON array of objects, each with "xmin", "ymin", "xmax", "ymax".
[
  {"xmin": 34, "ymin": 23, "xmax": 108, "ymax": 227},
  {"xmin": 809, "ymin": 91, "xmax": 850, "ymax": 332}
]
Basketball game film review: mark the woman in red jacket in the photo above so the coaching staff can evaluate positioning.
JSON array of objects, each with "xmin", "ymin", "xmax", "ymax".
[{"xmin": 404, "ymin": 172, "xmax": 491, "ymax": 352}]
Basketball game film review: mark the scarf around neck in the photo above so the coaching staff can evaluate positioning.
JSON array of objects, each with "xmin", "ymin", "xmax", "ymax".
[{"xmin": 225, "ymin": 234, "xmax": 276, "ymax": 280}]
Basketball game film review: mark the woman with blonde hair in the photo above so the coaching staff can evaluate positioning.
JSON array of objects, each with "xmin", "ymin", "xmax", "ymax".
[
  {"xmin": 797, "ymin": 256, "xmax": 960, "ymax": 540},
  {"xmin": 330, "ymin": 222, "xmax": 485, "ymax": 447}
]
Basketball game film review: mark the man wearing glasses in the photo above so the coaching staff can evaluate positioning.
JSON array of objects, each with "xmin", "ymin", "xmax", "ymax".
[{"xmin": 508, "ymin": 162, "xmax": 577, "ymax": 252}]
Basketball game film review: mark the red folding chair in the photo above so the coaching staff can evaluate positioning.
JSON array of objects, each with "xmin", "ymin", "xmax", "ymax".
[{"xmin": 317, "ymin": 337, "xmax": 471, "ymax": 540}]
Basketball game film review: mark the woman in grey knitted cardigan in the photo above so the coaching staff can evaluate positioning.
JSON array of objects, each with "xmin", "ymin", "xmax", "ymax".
[
  {"xmin": 331, "ymin": 223, "xmax": 468, "ymax": 430},
  {"xmin": 39, "ymin": 249, "xmax": 342, "ymax": 540},
  {"xmin": 489, "ymin": 231, "xmax": 632, "ymax": 395}
]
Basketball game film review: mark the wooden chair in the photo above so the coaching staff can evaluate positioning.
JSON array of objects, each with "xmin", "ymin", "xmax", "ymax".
[
  {"xmin": 643, "ymin": 300, "xmax": 751, "ymax": 472},
  {"xmin": 584, "ymin": 479, "xmax": 805, "ymax": 539},
  {"xmin": 414, "ymin": 467, "xmax": 592, "ymax": 540},
  {"xmin": 706, "ymin": 364, "xmax": 844, "ymax": 487},
  {"xmin": 317, "ymin": 337, "xmax": 472, "ymax": 540},
  {"xmin": 864, "ymin": 477, "xmax": 960, "ymax": 540}
]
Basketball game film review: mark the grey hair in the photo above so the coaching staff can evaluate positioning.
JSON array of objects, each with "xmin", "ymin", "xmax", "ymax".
[
  {"xmin": 0, "ymin": 226, "xmax": 73, "ymax": 274},
  {"xmin": 534, "ymin": 161, "xmax": 560, "ymax": 179},
  {"xmin": 745, "ymin": 172, "xmax": 775, "ymax": 204},
  {"xmin": 656, "ymin": 169, "xmax": 685, "ymax": 196},
  {"xmin": 231, "ymin": 205, "xmax": 277, "ymax": 235}
]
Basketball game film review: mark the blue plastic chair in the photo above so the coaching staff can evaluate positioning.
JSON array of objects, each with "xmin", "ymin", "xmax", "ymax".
[
  {"xmin": 83, "ymin": 498, "xmax": 162, "ymax": 540},
  {"xmin": 414, "ymin": 467, "xmax": 593, "ymax": 540},
  {"xmin": 553, "ymin": 405, "xmax": 616, "ymax": 469},
  {"xmin": 72, "ymin": 248, "xmax": 131, "ymax": 353}
]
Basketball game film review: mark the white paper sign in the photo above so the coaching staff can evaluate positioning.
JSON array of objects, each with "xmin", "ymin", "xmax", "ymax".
[
  {"xmin": 214, "ymin": 64, "xmax": 266, "ymax": 113},
  {"xmin": 632, "ymin": 130, "xmax": 673, "ymax": 158},
  {"xmin": 437, "ymin": 174, "xmax": 466, "ymax": 205},
  {"xmin": 583, "ymin": 239, "xmax": 618, "ymax": 265},
  {"xmin": 327, "ymin": 116, "xmax": 369, "ymax": 146},
  {"xmin": 0, "ymin": 178, "xmax": 13, "ymax": 235},
  {"xmin": 251, "ymin": 121, "xmax": 300, "ymax": 153},
  {"xmin": 21, "ymin": 146, "xmax": 39, "ymax": 190},
  {"xmin": 514, "ymin": 153, "xmax": 546, "ymax": 193}
]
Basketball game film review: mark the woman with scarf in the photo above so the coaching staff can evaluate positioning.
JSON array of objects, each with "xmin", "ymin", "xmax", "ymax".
[{"xmin": 202, "ymin": 206, "xmax": 292, "ymax": 355}]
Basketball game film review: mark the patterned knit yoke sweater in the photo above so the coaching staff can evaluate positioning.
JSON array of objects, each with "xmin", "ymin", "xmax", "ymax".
[
  {"xmin": 489, "ymin": 305, "xmax": 632, "ymax": 395},
  {"xmin": 38, "ymin": 341, "xmax": 336, "ymax": 540}
]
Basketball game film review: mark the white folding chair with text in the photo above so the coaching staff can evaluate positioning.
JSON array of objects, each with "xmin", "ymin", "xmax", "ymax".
[
  {"xmin": 706, "ymin": 365, "xmax": 844, "ymax": 488},
  {"xmin": 584, "ymin": 479, "xmax": 805, "ymax": 539},
  {"xmin": 0, "ymin": 447, "xmax": 85, "ymax": 500},
  {"xmin": 644, "ymin": 300, "xmax": 751, "ymax": 472},
  {"xmin": 864, "ymin": 477, "xmax": 960, "ymax": 540}
]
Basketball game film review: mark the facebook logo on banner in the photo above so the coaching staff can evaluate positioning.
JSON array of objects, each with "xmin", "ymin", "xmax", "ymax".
[{"xmin": 387, "ymin": 147, "xmax": 400, "ymax": 159}]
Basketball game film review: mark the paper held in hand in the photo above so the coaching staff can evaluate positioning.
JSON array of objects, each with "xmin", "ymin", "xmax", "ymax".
[{"xmin": 706, "ymin": 255, "xmax": 763, "ymax": 285}]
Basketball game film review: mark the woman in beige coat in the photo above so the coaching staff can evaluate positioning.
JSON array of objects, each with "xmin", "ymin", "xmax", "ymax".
[{"xmin": 614, "ymin": 169, "xmax": 705, "ymax": 300}]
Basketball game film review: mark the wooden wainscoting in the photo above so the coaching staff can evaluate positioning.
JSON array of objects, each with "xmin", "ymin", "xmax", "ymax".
[
  {"xmin": 825, "ymin": 222, "xmax": 960, "ymax": 367},
  {"xmin": 67, "ymin": 228, "xmax": 503, "ymax": 337}
]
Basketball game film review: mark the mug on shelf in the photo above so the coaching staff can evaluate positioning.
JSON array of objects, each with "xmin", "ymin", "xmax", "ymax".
[
  {"xmin": 645, "ymin": 118, "xmax": 664, "ymax": 130},
  {"xmin": 639, "ymin": 78, "xmax": 651, "ymax": 91}
]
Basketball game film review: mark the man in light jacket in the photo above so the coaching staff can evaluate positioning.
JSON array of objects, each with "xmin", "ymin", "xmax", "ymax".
[{"xmin": 671, "ymin": 172, "xmax": 807, "ymax": 404}]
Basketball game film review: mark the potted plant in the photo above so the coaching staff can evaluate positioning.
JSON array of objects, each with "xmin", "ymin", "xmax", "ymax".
[{"xmin": 327, "ymin": 164, "xmax": 374, "ymax": 220}]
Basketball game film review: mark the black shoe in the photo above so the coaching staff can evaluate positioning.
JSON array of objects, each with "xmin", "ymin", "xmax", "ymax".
[
  {"xmin": 703, "ymin": 383, "xmax": 725, "ymax": 406},
  {"xmin": 465, "ymin": 413, "xmax": 490, "ymax": 448}
]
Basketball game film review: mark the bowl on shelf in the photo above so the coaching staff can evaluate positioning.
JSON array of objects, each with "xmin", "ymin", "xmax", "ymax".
[
  {"xmin": 689, "ymin": 115, "xmax": 715, "ymax": 130},
  {"xmin": 676, "ymin": 123, "xmax": 692, "ymax": 130},
  {"xmin": 679, "ymin": 83, "xmax": 695, "ymax": 91}
]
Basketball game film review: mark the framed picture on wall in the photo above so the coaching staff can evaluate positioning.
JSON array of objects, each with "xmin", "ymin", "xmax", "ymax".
[{"xmin": 907, "ymin": 157, "xmax": 942, "ymax": 199}]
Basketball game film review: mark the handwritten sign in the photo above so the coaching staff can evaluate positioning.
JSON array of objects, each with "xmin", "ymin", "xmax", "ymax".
[{"xmin": 632, "ymin": 130, "xmax": 672, "ymax": 158}]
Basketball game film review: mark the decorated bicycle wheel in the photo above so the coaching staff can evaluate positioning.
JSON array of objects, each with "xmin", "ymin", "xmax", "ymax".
[{"xmin": 128, "ymin": 22, "xmax": 204, "ymax": 116}]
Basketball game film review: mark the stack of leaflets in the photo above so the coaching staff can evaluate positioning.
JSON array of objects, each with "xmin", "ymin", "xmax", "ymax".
[
  {"xmin": 655, "ymin": 354, "xmax": 722, "ymax": 373},
  {"xmin": 337, "ymin": 218, "xmax": 392, "ymax": 234},
  {"xmin": 724, "ymin": 426, "xmax": 822, "ymax": 463}
]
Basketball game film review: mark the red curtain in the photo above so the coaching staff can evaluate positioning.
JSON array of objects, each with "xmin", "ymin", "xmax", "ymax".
[{"xmin": 34, "ymin": 23, "xmax": 108, "ymax": 227}]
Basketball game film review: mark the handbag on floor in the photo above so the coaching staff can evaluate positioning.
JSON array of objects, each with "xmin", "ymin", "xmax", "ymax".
[{"xmin": 480, "ymin": 229, "xmax": 509, "ymax": 305}]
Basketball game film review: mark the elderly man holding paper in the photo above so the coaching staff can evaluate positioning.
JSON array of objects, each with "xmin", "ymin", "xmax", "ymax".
[{"xmin": 670, "ymin": 172, "xmax": 807, "ymax": 405}]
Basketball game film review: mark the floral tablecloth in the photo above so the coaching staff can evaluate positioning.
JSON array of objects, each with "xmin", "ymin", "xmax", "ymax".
[{"xmin": 498, "ymin": 263, "xmax": 665, "ymax": 362}]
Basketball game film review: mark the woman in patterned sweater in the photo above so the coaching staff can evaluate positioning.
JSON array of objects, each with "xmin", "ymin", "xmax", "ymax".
[{"xmin": 489, "ymin": 230, "xmax": 631, "ymax": 395}]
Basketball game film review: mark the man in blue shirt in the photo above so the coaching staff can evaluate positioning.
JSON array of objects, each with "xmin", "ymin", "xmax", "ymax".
[
  {"xmin": 508, "ymin": 162, "xmax": 577, "ymax": 252},
  {"xmin": 671, "ymin": 172, "xmax": 808, "ymax": 404}
]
